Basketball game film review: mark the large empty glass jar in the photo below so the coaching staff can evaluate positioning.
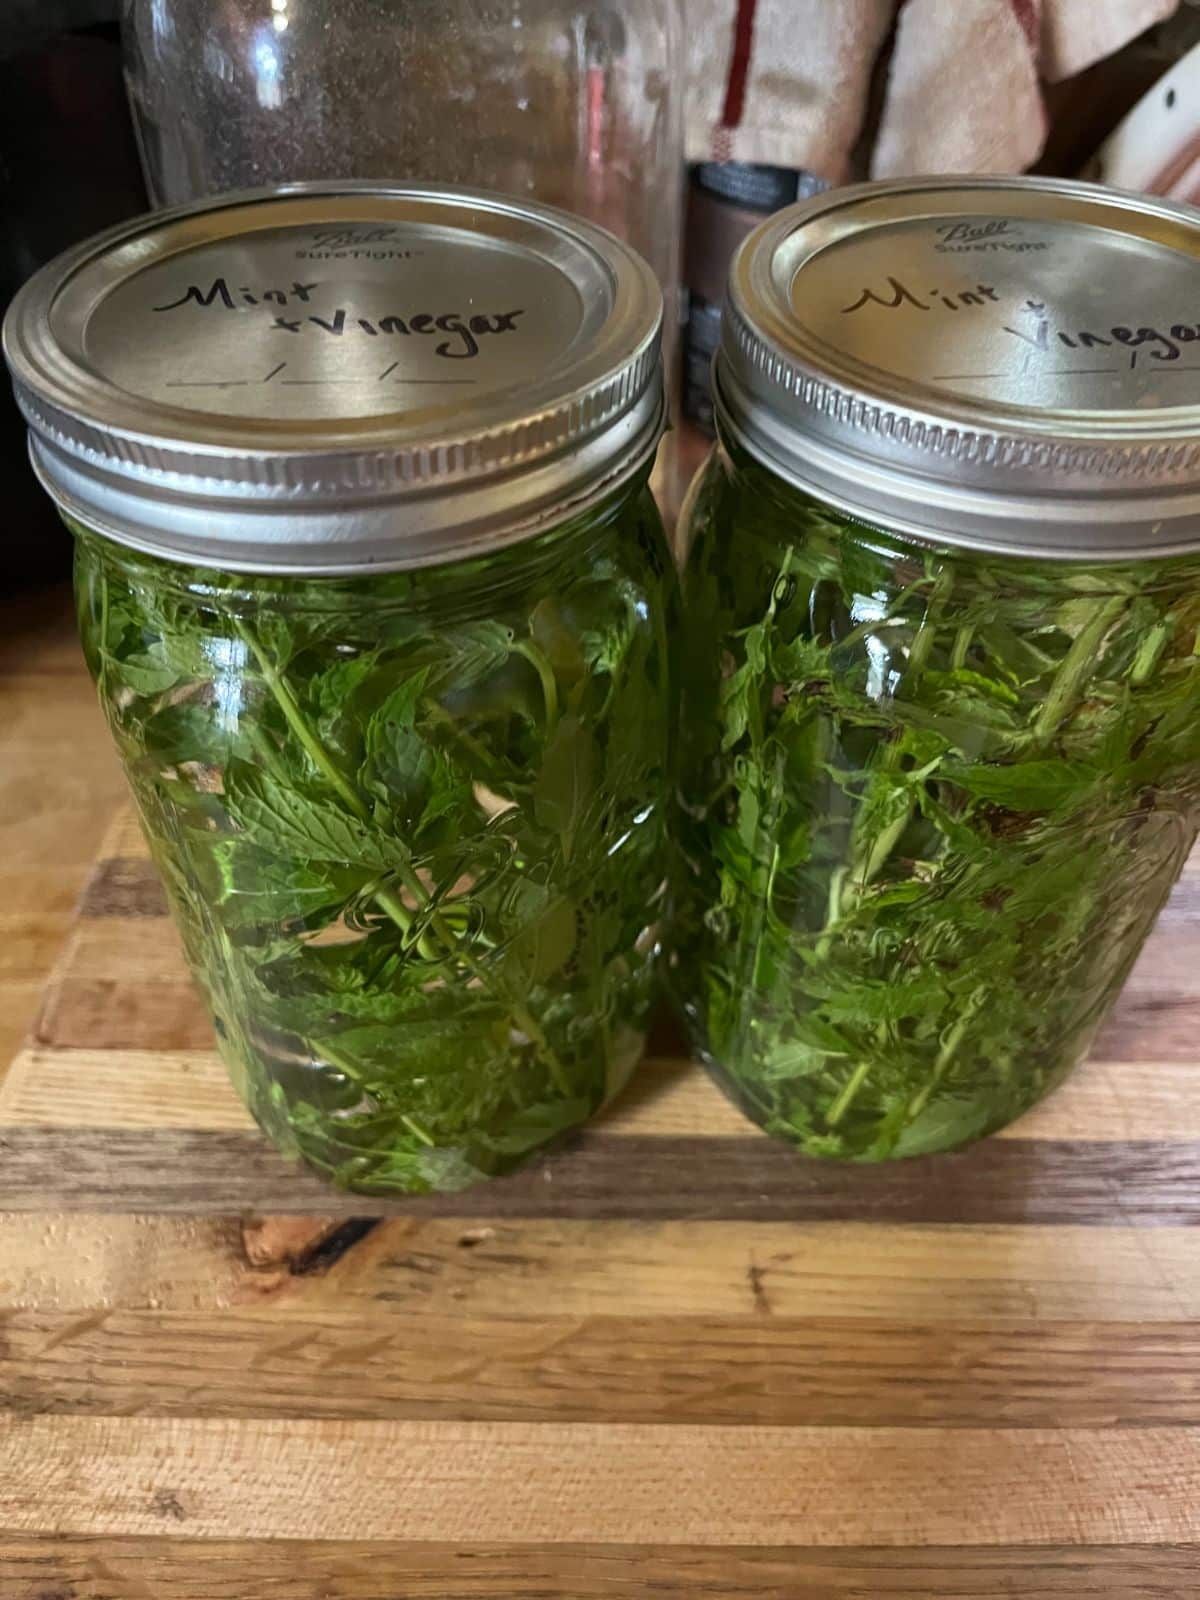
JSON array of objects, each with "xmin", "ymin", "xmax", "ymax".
[{"xmin": 121, "ymin": 0, "xmax": 682, "ymax": 327}]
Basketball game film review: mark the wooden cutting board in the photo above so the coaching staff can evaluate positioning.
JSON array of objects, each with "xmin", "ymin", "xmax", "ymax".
[{"xmin": 3, "ymin": 807, "xmax": 1200, "ymax": 1594}]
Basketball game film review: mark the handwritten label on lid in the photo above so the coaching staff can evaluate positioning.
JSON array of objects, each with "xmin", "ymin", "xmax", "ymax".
[
  {"xmin": 81, "ymin": 223, "xmax": 588, "ymax": 420},
  {"xmin": 791, "ymin": 214, "xmax": 1200, "ymax": 414}
]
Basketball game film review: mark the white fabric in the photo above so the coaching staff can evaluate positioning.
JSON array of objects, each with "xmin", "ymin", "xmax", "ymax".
[
  {"xmin": 685, "ymin": 0, "xmax": 895, "ymax": 173},
  {"xmin": 685, "ymin": 0, "xmax": 1181, "ymax": 176},
  {"xmin": 1041, "ymin": 0, "xmax": 1179, "ymax": 83},
  {"xmin": 872, "ymin": 0, "xmax": 1046, "ymax": 179}
]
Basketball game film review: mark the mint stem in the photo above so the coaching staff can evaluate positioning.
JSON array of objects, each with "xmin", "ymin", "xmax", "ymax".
[
  {"xmin": 826, "ymin": 1056, "xmax": 873, "ymax": 1127},
  {"xmin": 515, "ymin": 639, "xmax": 560, "ymax": 732},
  {"xmin": 1032, "ymin": 595, "xmax": 1126, "ymax": 745},
  {"xmin": 903, "ymin": 992, "xmax": 985, "ymax": 1127}
]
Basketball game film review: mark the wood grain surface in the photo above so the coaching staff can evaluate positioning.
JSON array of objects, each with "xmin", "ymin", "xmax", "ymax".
[
  {"xmin": 0, "ymin": 587, "xmax": 124, "ymax": 1072},
  {"xmin": 4, "ymin": 1540, "xmax": 1198, "ymax": 1599},
  {"xmin": 4, "ymin": 602, "xmax": 1200, "ymax": 1593}
]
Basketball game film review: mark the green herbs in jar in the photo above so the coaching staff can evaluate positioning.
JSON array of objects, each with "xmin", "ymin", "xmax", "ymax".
[
  {"xmin": 673, "ymin": 447, "xmax": 1200, "ymax": 1160},
  {"xmin": 76, "ymin": 488, "xmax": 674, "ymax": 1192}
]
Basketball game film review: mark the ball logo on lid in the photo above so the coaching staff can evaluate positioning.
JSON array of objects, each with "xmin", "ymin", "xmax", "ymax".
[
  {"xmin": 932, "ymin": 218, "xmax": 1047, "ymax": 254},
  {"xmin": 297, "ymin": 225, "xmax": 422, "ymax": 262},
  {"xmin": 937, "ymin": 218, "xmax": 1015, "ymax": 246},
  {"xmin": 309, "ymin": 226, "xmax": 398, "ymax": 248}
]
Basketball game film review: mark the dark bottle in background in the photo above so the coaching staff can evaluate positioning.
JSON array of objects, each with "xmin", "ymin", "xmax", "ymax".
[{"xmin": 682, "ymin": 163, "xmax": 827, "ymax": 442}]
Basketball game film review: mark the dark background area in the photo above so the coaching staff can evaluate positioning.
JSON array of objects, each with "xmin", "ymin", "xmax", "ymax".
[{"xmin": 1, "ymin": 6, "xmax": 144, "ymax": 588}]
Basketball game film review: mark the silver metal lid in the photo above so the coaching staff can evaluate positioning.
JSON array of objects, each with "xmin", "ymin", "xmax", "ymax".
[
  {"xmin": 3, "ymin": 182, "xmax": 664, "ymax": 573},
  {"xmin": 717, "ymin": 175, "xmax": 1200, "ymax": 560}
]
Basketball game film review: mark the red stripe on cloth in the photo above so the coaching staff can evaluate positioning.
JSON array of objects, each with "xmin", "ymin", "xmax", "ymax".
[
  {"xmin": 720, "ymin": 0, "xmax": 759, "ymax": 130},
  {"xmin": 711, "ymin": 127, "xmax": 734, "ymax": 163},
  {"xmin": 1007, "ymin": 0, "xmax": 1040, "ymax": 51}
]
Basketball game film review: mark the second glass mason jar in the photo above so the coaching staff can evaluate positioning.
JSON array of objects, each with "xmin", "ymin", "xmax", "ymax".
[
  {"xmin": 674, "ymin": 176, "xmax": 1200, "ymax": 1162},
  {"xmin": 5, "ymin": 183, "xmax": 674, "ymax": 1193}
]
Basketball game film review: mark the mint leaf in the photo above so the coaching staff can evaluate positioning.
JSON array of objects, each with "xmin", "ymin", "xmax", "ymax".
[
  {"xmin": 223, "ymin": 766, "xmax": 405, "ymax": 872},
  {"xmin": 943, "ymin": 759, "xmax": 1101, "ymax": 811}
]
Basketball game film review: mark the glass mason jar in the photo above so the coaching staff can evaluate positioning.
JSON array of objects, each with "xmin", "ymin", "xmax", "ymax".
[
  {"xmin": 5, "ymin": 183, "xmax": 673, "ymax": 1193},
  {"xmin": 673, "ymin": 176, "xmax": 1200, "ymax": 1162}
]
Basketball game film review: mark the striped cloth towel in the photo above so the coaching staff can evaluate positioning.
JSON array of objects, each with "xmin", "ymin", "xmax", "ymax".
[{"xmin": 686, "ymin": 0, "xmax": 1179, "ymax": 179}]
